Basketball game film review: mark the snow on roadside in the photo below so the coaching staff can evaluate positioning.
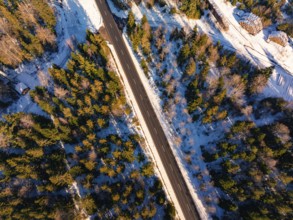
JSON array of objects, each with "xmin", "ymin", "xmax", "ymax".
[
  {"xmin": 107, "ymin": 42, "xmax": 186, "ymax": 220},
  {"xmin": 121, "ymin": 32, "xmax": 209, "ymax": 219},
  {"xmin": 74, "ymin": 0, "xmax": 102, "ymax": 32},
  {"xmin": 106, "ymin": 0, "xmax": 128, "ymax": 18}
]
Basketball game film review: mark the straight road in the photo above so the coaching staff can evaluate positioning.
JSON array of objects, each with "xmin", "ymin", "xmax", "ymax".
[{"xmin": 95, "ymin": 1, "xmax": 200, "ymax": 219}]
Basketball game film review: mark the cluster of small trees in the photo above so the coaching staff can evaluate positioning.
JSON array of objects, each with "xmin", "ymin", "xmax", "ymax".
[
  {"xmin": 202, "ymin": 110, "xmax": 292, "ymax": 219},
  {"xmin": 179, "ymin": 0, "xmax": 204, "ymax": 19},
  {"xmin": 178, "ymin": 29, "xmax": 234, "ymax": 124},
  {"xmin": 175, "ymin": 26, "xmax": 274, "ymax": 125},
  {"xmin": 0, "ymin": 0, "xmax": 56, "ymax": 67},
  {"xmin": 127, "ymin": 12, "xmax": 152, "ymax": 55},
  {"xmin": 123, "ymin": 9, "xmax": 292, "ymax": 219}
]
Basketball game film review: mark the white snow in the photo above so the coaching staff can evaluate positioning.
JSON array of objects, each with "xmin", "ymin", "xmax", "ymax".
[
  {"xmin": 106, "ymin": 0, "xmax": 128, "ymax": 18},
  {"xmin": 107, "ymin": 0, "xmax": 293, "ymax": 218},
  {"xmin": 107, "ymin": 38, "xmax": 186, "ymax": 220},
  {"xmin": 134, "ymin": 0, "xmax": 293, "ymax": 101},
  {"xmin": 121, "ymin": 32, "xmax": 210, "ymax": 220},
  {"xmin": 73, "ymin": 0, "xmax": 102, "ymax": 32},
  {"xmin": 3, "ymin": 0, "xmax": 102, "ymax": 116}
]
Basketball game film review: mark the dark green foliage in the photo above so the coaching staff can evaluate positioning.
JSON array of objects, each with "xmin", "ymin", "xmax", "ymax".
[
  {"xmin": 127, "ymin": 11, "xmax": 136, "ymax": 36},
  {"xmin": 185, "ymin": 58, "xmax": 196, "ymax": 76},
  {"xmin": 277, "ymin": 22, "xmax": 293, "ymax": 38},
  {"xmin": 180, "ymin": 0, "xmax": 202, "ymax": 19},
  {"xmin": 206, "ymin": 116, "xmax": 293, "ymax": 219},
  {"xmin": 0, "ymin": 31, "xmax": 170, "ymax": 219},
  {"xmin": 28, "ymin": 32, "xmax": 169, "ymax": 219},
  {"xmin": 127, "ymin": 12, "xmax": 152, "ymax": 56},
  {"xmin": 0, "ymin": 113, "xmax": 75, "ymax": 219},
  {"xmin": 141, "ymin": 58, "xmax": 149, "ymax": 77},
  {"xmin": 164, "ymin": 202, "xmax": 176, "ymax": 219},
  {"xmin": 176, "ymin": 26, "xmax": 293, "ymax": 219}
]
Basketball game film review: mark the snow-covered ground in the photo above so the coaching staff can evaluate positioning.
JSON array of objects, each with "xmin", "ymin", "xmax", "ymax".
[
  {"xmin": 2, "ymin": 0, "xmax": 102, "ymax": 116},
  {"xmin": 0, "ymin": 1, "xmax": 185, "ymax": 219},
  {"xmin": 116, "ymin": 0, "xmax": 293, "ymax": 102},
  {"xmin": 104, "ymin": 44, "xmax": 184, "ymax": 219},
  {"xmin": 182, "ymin": 0, "xmax": 293, "ymax": 102},
  {"xmin": 202, "ymin": 0, "xmax": 293, "ymax": 101},
  {"xmin": 107, "ymin": 0, "xmax": 293, "ymax": 218},
  {"xmin": 121, "ymin": 32, "xmax": 211, "ymax": 219},
  {"xmin": 2, "ymin": 0, "xmax": 291, "ymax": 218}
]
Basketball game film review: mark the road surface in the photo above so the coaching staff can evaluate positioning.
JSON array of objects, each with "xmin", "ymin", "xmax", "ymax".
[{"xmin": 95, "ymin": 1, "xmax": 201, "ymax": 219}]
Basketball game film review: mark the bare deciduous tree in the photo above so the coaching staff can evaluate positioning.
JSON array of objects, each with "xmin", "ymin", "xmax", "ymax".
[
  {"xmin": 81, "ymin": 79, "xmax": 90, "ymax": 90},
  {"xmin": 18, "ymin": 184, "xmax": 32, "ymax": 197},
  {"xmin": 36, "ymin": 26, "xmax": 56, "ymax": 45},
  {"xmin": 273, "ymin": 123, "xmax": 291, "ymax": 144},
  {"xmin": 54, "ymin": 86, "xmax": 69, "ymax": 99},
  {"xmin": 206, "ymin": 74, "xmax": 219, "ymax": 97},
  {"xmin": 208, "ymin": 45, "xmax": 219, "ymax": 63},
  {"xmin": 250, "ymin": 74, "xmax": 268, "ymax": 93},
  {"xmin": 0, "ymin": 133, "xmax": 10, "ymax": 148},
  {"xmin": 66, "ymin": 37, "xmax": 75, "ymax": 51},
  {"xmin": 224, "ymin": 74, "xmax": 245, "ymax": 105},
  {"xmin": 0, "ymin": 18, "xmax": 13, "ymax": 36},
  {"xmin": 241, "ymin": 105, "xmax": 253, "ymax": 117},
  {"xmin": 89, "ymin": 150, "xmax": 97, "ymax": 161},
  {"xmin": 18, "ymin": 1, "xmax": 37, "ymax": 25},
  {"xmin": 20, "ymin": 115, "xmax": 34, "ymax": 128},
  {"xmin": 0, "ymin": 36, "xmax": 24, "ymax": 66}
]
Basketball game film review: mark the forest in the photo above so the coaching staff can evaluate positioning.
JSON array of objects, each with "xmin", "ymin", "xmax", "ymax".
[
  {"xmin": 179, "ymin": 30, "xmax": 292, "ymax": 219},
  {"xmin": 0, "ymin": 32, "xmax": 175, "ymax": 219},
  {"xmin": 126, "ymin": 9, "xmax": 292, "ymax": 219},
  {"xmin": 0, "ymin": 0, "xmax": 56, "ymax": 67}
]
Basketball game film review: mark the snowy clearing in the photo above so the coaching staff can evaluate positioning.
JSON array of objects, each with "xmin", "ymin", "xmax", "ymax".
[{"xmin": 121, "ymin": 32, "xmax": 210, "ymax": 219}]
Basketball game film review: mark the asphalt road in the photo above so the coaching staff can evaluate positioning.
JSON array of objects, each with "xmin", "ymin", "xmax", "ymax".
[{"xmin": 95, "ymin": 1, "xmax": 200, "ymax": 219}]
